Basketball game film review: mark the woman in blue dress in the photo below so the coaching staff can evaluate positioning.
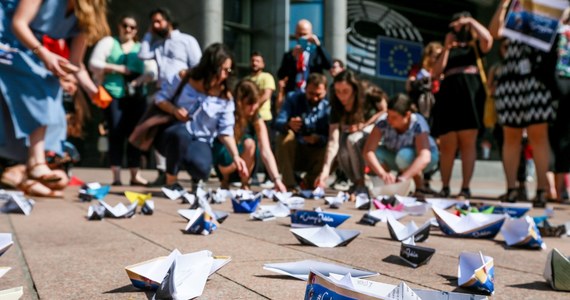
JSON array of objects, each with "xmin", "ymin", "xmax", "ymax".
[{"xmin": 0, "ymin": 0, "xmax": 109, "ymax": 183}]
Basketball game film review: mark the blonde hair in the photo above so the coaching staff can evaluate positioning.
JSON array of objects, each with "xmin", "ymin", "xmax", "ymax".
[
  {"xmin": 74, "ymin": 0, "xmax": 110, "ymax": 45},
  {"xmin": 421, "ymin": 41, "xmax": 443, "ymax": 71}
]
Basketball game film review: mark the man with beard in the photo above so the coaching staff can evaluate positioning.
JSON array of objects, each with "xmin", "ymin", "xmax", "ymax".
[{"xmin": 138, "ymin": 7, "xmax": 202, "ymax": 186}]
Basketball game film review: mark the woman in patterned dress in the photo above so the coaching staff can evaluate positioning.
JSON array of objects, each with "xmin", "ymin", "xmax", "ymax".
[{"xmin": 489, "ymin": 0, "xmax": 555, "ymax": 207}]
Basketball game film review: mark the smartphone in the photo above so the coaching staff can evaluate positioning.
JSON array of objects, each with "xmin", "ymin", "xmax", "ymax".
[
  {"xmin": 297, "ymin": 37, "xmax": 309, "ymax": 51},
  {"xmin": 59, "ymin": 61, "xmax": 80, "ymax": 73}
]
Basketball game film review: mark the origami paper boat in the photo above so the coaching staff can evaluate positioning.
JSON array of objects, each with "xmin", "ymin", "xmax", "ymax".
[
  {"xmin": 366, "ymin": 208, "xmax": 408, "ymax": 223},
  {"xmin": 433, "ymin": 207, "xmax": 506, "ymax": 239},
  {"xmin": 86, "ymin": 205, "xmax": 105, "ymax": 221},
  {"xmin": 79, "ymin": 183, "xmax": 110, "ymax": 201},
  {"xmin": 0, "ymin": 234, "xmax": 13, "ymax": 257},
  {"xmin": 100, "ymin": 201, "xmax": 137, "ymax": 218},
  {"xmin": 279, "ymin": 196, "xmax": 305, "ymax": 210},
  {"xmin": 0, "ymin": 267, "xmax": 11, "ymax": 279},
  {"xmin": 481, "ymin": 202, "xmax": 531, "ymax": 218},
  {"xmin": 1, "ymin": 194, "xmax": 34, "ymax": 216},
  {"xmin": 355, "ymin": 194, "xmax": 371, "ymax": 210},
  {"xmin": 263, "ymin": 259, "xmax": 378, "ymax": 281},
  {"xmin": 178, "ymin": 209, "xmax": 228, "ymax": 224},
  {"xmin": 324, "ymin": 192, "xmax": 347, "ymax": 209},
  {"xmin": 373, "ymin": 198, "xmax": 404, "ymax": 211},
  {"xmin": 250, "ymin": 210, "xmax": 276, "ymax": 221},
  {"xmin": 425, "ymin": 198, "xmax": 465, "ymax": 210},
  {"xmin": 544, "ymin": 248, "xmax": 570, "ymax": 291},
  {"xmin": 387, "ymin": 217, "xmax": 430, "ymax": 242},
  {"xmin": 500, "ymin": 216, "xmax": 545, "ymax": 249},
  {"xmin": 399, "ymin": 238, "xmax": 435, "ymax": 268},
  {"xmin": 258, "ymin": 202, "xmax": 291, "ymax": 218},
  {"xmin": 0, "ymin": 287, "xmax": 23, "ymax": 300},
  {"xmin": 299, "ymin": 187, "xmax": 324, "ymax": 199},
  {"xmin": 370, "ymin": 179, "xmax": 412, "ymax": 197},
  {"xmin": 290, "ymin": 209, "xmax": 351, "ymax": 228},
  {"xmin": 394, "ymin": 195, "xmax": 432, "ymax": 216},
  {"xmin": 231, "ymin": 193, "xmax": 262, "ymax": 213},
  {"xmin": 290, "ymin": 225, "xmax": 360, "ymax": 247},
  {"xmin": 458, "ymin": 252, "xmax": 495, "ymax": 295},
  {"xmin": 161, "ymin": 183, "xmax": 187, "ymax": 200},
  {"xmin": 141, "ymin": 200, "xmax": 155, "ymax": 215},
  {"xmin": 211, "ymin": 188, "xmax": 232, "ymax": 203},
  {"xmin": 125, "ymin": 191, "xmax": 152, "ymax": 206},
  {"xmin": 125, "ymin": 249, "xmax": 230, "ymax": 291},
  {"xmin": 272, "ymin": 191, "xmax": 293, "ymax": 202}
]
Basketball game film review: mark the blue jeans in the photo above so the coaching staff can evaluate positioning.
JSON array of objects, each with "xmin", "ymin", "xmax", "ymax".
[{"xmin": 375, "ymin": 146, "xmax": 439, "ymax": 174}]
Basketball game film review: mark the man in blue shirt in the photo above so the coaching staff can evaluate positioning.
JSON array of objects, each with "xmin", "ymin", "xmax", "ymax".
[
  {"xmin": 137, "ymin": 7, "xmax": 202, "ymax": 186},
  {"xmin": 274, "ymin": 73, "xmax": 330, "ymax": 189}
]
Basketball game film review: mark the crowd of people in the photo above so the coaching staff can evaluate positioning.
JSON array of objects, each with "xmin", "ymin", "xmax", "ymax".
[{"xmin": 1, "ymin": 1, "xmax": 569, "ymax": 208}]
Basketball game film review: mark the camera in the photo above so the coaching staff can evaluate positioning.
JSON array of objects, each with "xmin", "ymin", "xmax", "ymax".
[{"xmin": 452, "ymin": 26, "xmax": 471, "ymax": 43}]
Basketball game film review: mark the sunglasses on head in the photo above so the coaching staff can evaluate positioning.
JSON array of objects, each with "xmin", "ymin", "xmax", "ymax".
[{"xmin": 122, "ymin": 23, "xmax": 137, "ymax": 30}]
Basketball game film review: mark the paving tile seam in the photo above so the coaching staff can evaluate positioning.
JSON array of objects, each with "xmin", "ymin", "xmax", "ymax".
[
  {"xmin": 210, "ymin": 273, "xmax": 271, "ymax": 299},
  {"xmin": 8, "ymin": 215, "xmax": 40, "ymax": 300}
]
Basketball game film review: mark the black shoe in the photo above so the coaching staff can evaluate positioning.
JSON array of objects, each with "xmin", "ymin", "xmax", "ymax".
[
  {"xmin": 533, "ymin": 190, "xmax": 547, "ymax": 208},
  {"xmin": 130, "ymin": 180, "xmax": 149, "ymax": 187},
  {"xmin": 456, "ymin": 188, "xmax": 471, "ymax": 199},
  {"xmin": 499, "ymin": 188, "xmax": 518, "ymax": 203},
  {"xmin": 111, "ymin": 180, "xmax": 122, "ymax": 186},
  {"xmin": 436, "ymin": 186, "xmax": 450, "ymax": 198},
  {"xmin": 150, "ymin": 171, "xmax": 166, "ymax": 187}
]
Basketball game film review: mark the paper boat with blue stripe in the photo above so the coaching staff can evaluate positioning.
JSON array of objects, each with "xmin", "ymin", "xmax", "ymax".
[
  {"xmin": 482, "ymin": 202, "xmax": 531, "ymax": 218},
  {"xmin": 501, "ymin": 216, "xmax": 545, "ymax": 249},
  {"xmin": 290, "ymin": 225, "xmax": 360, "ymax": 247},
  {"xmin": 433, "ymin": 207, "xmax": 506, "ymax": 238},
  {"xmin": 544, "ymin": 248, "xmax": 570, "ymax": 291},
  {"xmin": 290, "ymin": 209, "xmax": 350, "ymax": 228},
  {"xmin": 79, "ymin": 182, "xmax": 110, "ymax": 201},
  {"xmin": 458, "ymin": 251, "xmax": 495, "ymax": 294},
  {"xmin": 231, "ymin": 193, "xmax": 262, "ymax": 213}
]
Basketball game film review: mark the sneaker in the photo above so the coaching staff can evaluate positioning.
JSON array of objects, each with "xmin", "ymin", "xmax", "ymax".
[{"xmin": 260, "ymin": 180, "xmax": 275, "ymax": 189}]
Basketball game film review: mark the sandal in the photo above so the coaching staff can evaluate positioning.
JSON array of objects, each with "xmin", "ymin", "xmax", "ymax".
[
  {"xmin": 27, "ymin": 162, "xmax": 61, "ymax": 183},
  {"xmin": 1, "ymin": 165, "xmax": 25, "ymax": 188},
  {"xmin": 436, "ymin": 186, "xmax": 450, "ymax": 198},
  {"xmin": 18, "ymin": 180, "xmax": 63, "ymax": 198},
  {"xmin": 499, "ymin": 188, "xmax": 519, "ymax": 203},
  {"xmin": 533, "ymin": 190, "xmax": 547, "ymax": 208},
  {"xmin": 456, "ymin": 188, "xmax": 471, "ymax": 200}
]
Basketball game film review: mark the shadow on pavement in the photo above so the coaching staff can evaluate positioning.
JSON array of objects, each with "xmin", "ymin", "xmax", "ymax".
[
  {"xmin": 254, "ymin": 274, "xmax": 302, "ymax": 281},
  {"xmin": 508, "ymin": 281, "xmax": 553, "ymax": 291},
  {"xmin": 382, "ymin": 255, "xmax": 409, "ymax": 267}
]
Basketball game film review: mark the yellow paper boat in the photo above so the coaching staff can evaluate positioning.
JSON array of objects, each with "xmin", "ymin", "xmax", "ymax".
[{"xmin": 125, "ymin": 191, "xmax": 152, "ymax": 206}]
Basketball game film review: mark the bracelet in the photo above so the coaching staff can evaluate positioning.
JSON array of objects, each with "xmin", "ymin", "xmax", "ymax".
[{"xmin": 31, "ymin": 44, "xmax": 43, "ymax": 55}]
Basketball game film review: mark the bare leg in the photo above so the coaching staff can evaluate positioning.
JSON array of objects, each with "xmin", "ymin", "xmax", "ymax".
[
  {"xmin": 130, "ymin": 168, "xmax": 148, "ymax": 185},
  {"xmin": 502, "ymin": 126, "xmax": 523, "ymax": 190},
  {"xmin": 526, "ymin": 123, "xmax": 550, "ymax": 191},
  {"xmin": 166, "ymin": 173, "xmax": 178, "ymax": 186},
  {"xmin": 438, "ymin": 131, "xmax": 458, "ymax": 189},
  {"xmin": 27, "ymin": 126, "xmax": 59, "ymax": 180},
  {"xmin": 240, "ymin": 139, "xmax": 256, "ymax": 188},
  {"xmin": 457, "ymin": 129, "xmax": 478, "ymax": 189},
  {"xmin": 111, "ymin": 166, "xmax": 121, "ymax": 183}
]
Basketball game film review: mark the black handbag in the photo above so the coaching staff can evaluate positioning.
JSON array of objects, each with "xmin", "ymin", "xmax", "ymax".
[{"xmin": 128, "ymin": 72, "xmax": 191, "ymax": 151}]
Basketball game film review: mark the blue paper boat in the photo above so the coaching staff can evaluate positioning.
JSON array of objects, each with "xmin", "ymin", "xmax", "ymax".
[
  {"xmin": 481, "ymin": 202, "xmax": 531, "ymax": 218},
  {"xmin": 290, "ymin": 210, "xmax": 351, "ymax": 228},
  {"xmin": 433, "ymin": 207, "xmax": 506, "ymax": 239},
  {"xmin": 500, "ymin": 216, "xmax": 545, "ymax": 249},
  {"xmin": 231, "ymin": 194, "xmax": 262, "ymax": 213},
  {"xmin": 458, "ymin": 252, "xmax": 495, "ymax": 294},
  {"xmin": 86, "ymin": 185, "xmax": 110, "ymax": 200}
]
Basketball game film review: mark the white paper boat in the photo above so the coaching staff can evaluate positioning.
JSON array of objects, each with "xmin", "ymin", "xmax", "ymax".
[
  {"xmin": 211, "ymin": 188, "xmax": 232, "ymax": 203},
  {"xmin": 425, "ymin": 198, "xmax": 465, "ymax": 210},
  {"xmin": 153, "ymin": 252, "xmax": 213, "ymax": 299},
  {"xmin": 371, "ymin": 179, "xmax": 412, "ymax": 197},
  {"xmin": 279, "ymin": 196, "xmax": 305, "ymax": 210},
  {"xmin": 307, "ymin": 271, "xmax": 488, "ymax": 299},
  {"xmin": 367, "ymin": 209, "xmax": 408, "ymax": 223},
  {"xmin": 458, "ymin": 252, "xmax": 495, "ymax": 294},
  {"xmin": 258, "ymin": 202, "xmax": 291, "ymax": 218},
  {"xmin": 125, "ymin": 249, "xmax": 231, "ymax": 291},
  {"xmin": 324, "ymin": 192, "xmax": 347, "ymax": 208},
  {"xmin": 500, "ymin": 216, "xmax": 545, "ymax": 249},
  {"xmin": 0, "ymin": 234, "xmax": 13, "ymax": 257},
  {"xmin": 1, "ymin": 193, "xmax": 34, "ymax": 216},
  {"xmin": 273, "ymin": 191, "xmax": 293, "ymax": 202},
  {"xmin": 0, "ymin": 286, "xmax": 23, "ymax": 300},
  {"xmin": 177, "ymin": 208, "xmax": 226, "ymax": 235},
  {"xmin": 433, "ymin": 207, "xmax": 506, "ymax": 239},
  {"xmin": 394, "ymin": 195, "xmax": 432, "ymax": 216},
  {"xmin": 141, "ymin": 200, "xmax": 155, "ymax": 215},
  {"xmin": 487, "ymin": 202, "xmax": 532, "ymax": 218},
  {"xmin": 86, "ymin": 205, "xmax": 105, "ymax": 221},
  {"xmin": 100, "ymin": 201, "xmax": 137, "ymax": 218},
  {"xmin": 387, "ymin": 217, "xmax": 430, "ymax": 242},
  {"xmin": 355, "ymin": 193, "xmax": 371, "ymax": 210},
  {"xmin": 290, "ymin": 225, "xmax": 360, "ymax": 247},
  {"xmin": 161, "ymin": 183, "xmax": 187, "ymax": 200},
  {"xmin": 250, "ymin": 210, "xmax": 276, "ymax": 221},
  {"xmin": 544, "ymin": 248, "xmax": 570, "ymax": 291},
  {"xmin": 261, "ymin": 189, "xmax": 275, "ymax": 199},
  {"xmin": 263, "ymin": 259, "xmax": 378, "ymax": 281}
]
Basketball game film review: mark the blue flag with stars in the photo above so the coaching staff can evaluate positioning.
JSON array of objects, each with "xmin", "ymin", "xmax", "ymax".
[{"xmin": 377, "ymin": 37, "xmax": 422, "ymax": 80}]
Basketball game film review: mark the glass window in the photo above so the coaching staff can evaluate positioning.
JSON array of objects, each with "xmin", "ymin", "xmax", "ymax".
[{"xmin": 289, "ymin": 1, "xmax": 323, "ymax": 49}]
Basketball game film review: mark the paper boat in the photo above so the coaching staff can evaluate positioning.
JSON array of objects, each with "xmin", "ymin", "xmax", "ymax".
[
  {"xmin": 0, "ymin": 287, "xmax": 23, "ymax": 300},
  {"xmin": 400, "ymin": 238, "xmax": 435, "ymax": 268},
  {"xmin": 1, "ymin": 193, "xmax": 34, "ymax": 216},
  {"xmin": 373, "ymin": 198, "xmax": 404, "ymax": 211},
  {"xmin": 258, "ymin": 202, "xmax": 290, "ymax": 218},
  {"xmin": 211, "ymin": 188, "xmax": 232, "ymax": 203},
  {"xmin": 250, "ymin": 210, "xmax": 276, "ymax": 221},
  {"xmin": 125, "ymin": 249, "xmax": 231, "ymax": 291},
  {"xmin": 79, "ymin": 183, "xmax": 110, "ymax": 201},
  {"xmin": 141, "ymin": 200, "xmax": 154, "ymax": 215},
  {"xmin": 100, "ymin": 200, "xmax": 137, "ymax": 218},
  {"xmin": 0, "ymin": 190, "xmax": 23, "ymax": 200},
  {"xmin": 290, "ymin": 209, "xmax": 351, "ymax": 228},
  {"xmin": 154, "ymin": 253, "xmax": 212, "ymax": 299},
  {"xmin": 425, "ymin": 198, "xmax": 465, "ymax": 210},
  {"xmin": 261, "ymin": 189, "xmax": 275, "ymax": 199},
  {"xmin": 263, "ymin": 259, "xmax": 378, "ymax": 281},
  {"xmin": 299, "ymin": 187, "xmax": 324, "ymax": 199},
  {"xmin": 273, "ymin": 191, "xmax": 293, "ymax": 202},
  {"xmin": 279, "ymin": 196, "xmax": 305, "ymax": 210},
  {"xmin": 0, "ymin": 267, "xmax": 11, "ymax": 279},
  {"xmin": 125, "ymin": 191, "xmax": 152, "ymax": 206},
  {"xmin": 309, "ymin": 271, "xmax": 489, "ymax": 300},
  {"xmin": 355, "ymin": 193, "xmax": 371, "ymax": 210},
  {"xmin": 231, "ymin": 193, "xmax": 262, "ymax": 213},
  {"xmin": 395, "ymin": 195, "xmax": 432, "ymax": 216},
  {"xmin": 500, "ymin": 216, "xmax": 545, "ymax": 249},
  {"xmin": 178, "ymin": 208, "xmax": 227, "ymax": 234},
  {"xmin": 458, "ymin": 252, "xmax": 495, "ymax": 294},
  {"xmin": 86, "ymin": 205, "xmax": 105, "ymax": 221},
  {"xmin": 290, "ymin": 224, "xmax": 360, "ymax": 247},
  {"xmin": 161, "ymin": 183, "xmax": 187, "ymax": 200},
  {"xmin": 433, "ymin": 207, "xmax": 505, "ymax": 239},
  {"xmin": 481, "ymin": 202, "xmax": 531, "ymax": 218},
  {"xmin": 371, "ymin": 179, "xmax": 412, "ymax": 197},
  {"xmin": 366, "ymin": 208, "xmax": 408, "ymax": 223},
  {"xmin": 387, "ymin": 217, "xmax": 430, "ymax": 242},
  {"xmin": 544, "ymin": 248, "xmax": 570, "ymax": 291},
  {"xmin": 534, "ymin": 219, "xmax": 567, "ymax": 238},
  {"xmin": 324, "ymin": 192, "xmax": 347, "ymax": 209},
  {"xmin": 0, "ymin": 234, "xmax": 13, "ymax": 257}
]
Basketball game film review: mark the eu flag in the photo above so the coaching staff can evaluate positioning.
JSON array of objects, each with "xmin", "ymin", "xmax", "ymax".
[{"xmin": 377, "ymin": 37, "xmax": 423, "ymax": 80}]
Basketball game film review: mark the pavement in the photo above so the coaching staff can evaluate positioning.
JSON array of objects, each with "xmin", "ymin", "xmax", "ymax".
[{"xmin": 0, "ymin": 160, "xmax": 569, "ymax": 299}]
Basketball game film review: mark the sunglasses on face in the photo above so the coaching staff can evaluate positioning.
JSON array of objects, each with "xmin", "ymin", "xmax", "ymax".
[{"xmin": 122, "ymin": 23, "xmax": 137, "ymax": 30}]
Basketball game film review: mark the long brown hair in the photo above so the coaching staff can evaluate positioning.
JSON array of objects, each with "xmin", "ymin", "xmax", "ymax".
[
  {"xmin": 189, "ymin": 43, "xmax": 235, "ymax": 100},
  {"xmin": 330, "ymin": 70, "xmax": 364, "ymax": 125},
  {"xmin": 74, "ymin": 0, "xmax": 110, "ymax": 45},
  {"xmin": 421, "ymin": 41, "xmax": 443, "ymax": 72},
  {"xmin": 233, "ymin": 80, "xmax": 261, "ymax": 142}
]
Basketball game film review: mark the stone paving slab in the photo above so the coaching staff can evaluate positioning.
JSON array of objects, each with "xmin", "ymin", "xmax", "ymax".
[{"xmin": 0, "ymin": 166, "xmax": 568, "ymax": 299}]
